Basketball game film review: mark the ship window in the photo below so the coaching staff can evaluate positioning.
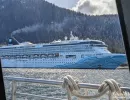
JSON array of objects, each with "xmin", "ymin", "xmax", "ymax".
[
  {"xmin": 66, "ymin": 55, "xmax": 76, "ymax": 58},
  {"xmin": 81, "ymin": 55, "xmax": 84, "ymax": 58},
  {"xmin": 95, "ymin": 45, "xmax": 107, "ymax": 47},
  {"xmin": 89, "ymin": 41, "xmax": 103, "ymax": 44}
]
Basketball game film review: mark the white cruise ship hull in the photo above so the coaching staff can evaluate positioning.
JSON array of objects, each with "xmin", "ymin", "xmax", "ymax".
[
  {"xmin": 1, "ymin": 54, "xmax": 127, "ymax": 69},
  {"xmin": 0, "ymin": 39, "xmax": 127, "ymax": 69}
]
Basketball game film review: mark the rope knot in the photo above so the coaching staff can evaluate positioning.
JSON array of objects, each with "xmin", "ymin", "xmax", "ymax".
[
  {"xmin": 98, "ymin": 79, "xmax": 121, "ymax": 93},
  {"xmin": 62, "ymin": 75, "xmax": 80, "ymax": 92},
  {"xmin": 62, "ymin": 76, "xmax": 123, "ymax": 100}
]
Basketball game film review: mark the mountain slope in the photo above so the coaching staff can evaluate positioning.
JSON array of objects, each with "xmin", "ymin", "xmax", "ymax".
[{"xmin": 0, "ymin": 0, "xmax": 125, "ymax": 53}]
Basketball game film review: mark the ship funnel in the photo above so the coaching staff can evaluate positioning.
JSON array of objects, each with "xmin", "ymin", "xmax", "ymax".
[{"xmin": 7, "ymin": 36, "xmax": 19, "ymax": 45}]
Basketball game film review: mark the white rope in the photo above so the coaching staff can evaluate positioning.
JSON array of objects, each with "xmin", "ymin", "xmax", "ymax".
[{"xmin": 62, "ymin": 75, "xmax": 123, "ymax": 100}]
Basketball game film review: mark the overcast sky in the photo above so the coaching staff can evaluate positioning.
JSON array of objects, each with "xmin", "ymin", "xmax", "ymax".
[
  {"xmin": 45, "ymin": 0, "xmax": 118, "ymax": 15},
  {"xmin": 45, "ymin": 0, "xmax": 78, "ymax": 9}
]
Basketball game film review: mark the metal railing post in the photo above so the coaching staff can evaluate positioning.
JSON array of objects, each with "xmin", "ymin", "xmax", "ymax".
[{"xmin": 12, "ymin": 81, "xmax": 17, "ymax": 100}]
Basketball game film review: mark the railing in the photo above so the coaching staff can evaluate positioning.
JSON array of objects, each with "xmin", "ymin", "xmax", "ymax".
[{"xmin": 4, "ymin": 76, "xmax": 130, "ymax": 100}]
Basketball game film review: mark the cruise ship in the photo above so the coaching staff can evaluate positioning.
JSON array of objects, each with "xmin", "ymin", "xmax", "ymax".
[{"xmin": 0, "ymin": 37, "xmax": 127, "ymax": 69}]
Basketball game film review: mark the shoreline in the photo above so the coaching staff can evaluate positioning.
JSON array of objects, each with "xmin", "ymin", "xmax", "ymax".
[{"xmin": 117, "ymin": 66, "xmax": 129, "ymax": 69}]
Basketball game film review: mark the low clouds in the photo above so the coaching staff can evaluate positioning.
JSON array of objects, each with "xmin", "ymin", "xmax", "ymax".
[{"xmin": 72, "ymin": 0, "xmax": 117, "ymax": 15}]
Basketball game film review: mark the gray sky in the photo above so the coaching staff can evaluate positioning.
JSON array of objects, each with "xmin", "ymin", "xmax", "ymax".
[
  {"xmin": 45, "ymin": 0, "xmax": 118, "ymax": 15},
  {"xmin": 45, "ymin": 0, "xmax": 78, "ymax": 9}
]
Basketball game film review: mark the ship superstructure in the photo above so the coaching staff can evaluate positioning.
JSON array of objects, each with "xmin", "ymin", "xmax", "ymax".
[{"xmin": 0, "ymin": 38, "xmax": 127, "ymax": 69}]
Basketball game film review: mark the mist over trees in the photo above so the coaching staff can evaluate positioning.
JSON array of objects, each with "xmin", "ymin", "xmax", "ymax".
[{"xmin": 0, "ymin": 0, "xmax": 125, "ymax": 53}]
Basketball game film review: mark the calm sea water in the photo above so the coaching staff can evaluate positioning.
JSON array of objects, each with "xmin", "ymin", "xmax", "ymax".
[{"xmin": 2, "ymin": 68, "xmax": 130, "ymax": 100}]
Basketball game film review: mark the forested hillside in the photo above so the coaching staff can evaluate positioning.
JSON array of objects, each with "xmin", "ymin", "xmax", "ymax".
[{"xmin": 0, "ymin": 0, "xmax": 125, "ymax": 53}]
